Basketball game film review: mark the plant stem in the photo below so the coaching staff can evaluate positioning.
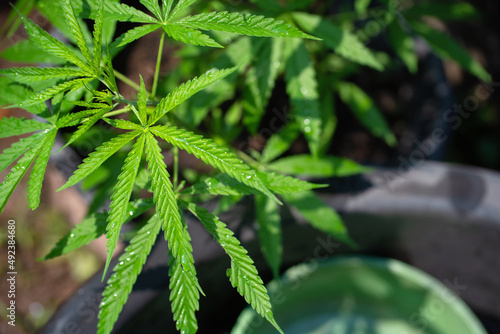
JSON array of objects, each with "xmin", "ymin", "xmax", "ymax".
[
  {"xmin": 152, "ymin": 30, "xmax": 165, "ymax": 98},
  {"xmin": 237, "ymin": 151, "xmax": 264, "ymax": 171},
  {"xmin": 114, "ymin": 70, "xmax": 141, "ymax": 91},
  {"xmin": 173, "ymin": 146, "xmax": 179, "ymax": 190},
  {"xmin": 103, "ymin": 106, "xmax": 132, "ymax": 118}
]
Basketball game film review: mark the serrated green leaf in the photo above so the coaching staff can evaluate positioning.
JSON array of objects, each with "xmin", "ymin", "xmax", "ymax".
[
  {"xmin": 0, "ymin": 135, "xmax": 45, "ymax": 214},
  {"xmin": 41, "ymin": 199, "xmax": 154, "ymax": 260},
  {"xmin": 1, "ymin": 40, "xmax": 67, "ymax": 65},
  {"xmin": 19, "ymin": 11, "xmax": 91, "ymax": 71},
  {"xmin": 255, "ymin": 195, "xmax": 282, "ymax": 279},
  {"xmin": 293, "ymin": 12, "xmax": 384, "ymax": 71},
  {"xmin": 62, "ymin": 0, "xmax": 94, "ymax": 68},
  {"xmin": 283, "ymin": 191, "xmax": 355, "ymax": 247},
  {"xmin": 409, "ymin": 20, "xmax": 490, "ymax": 82},
  {"xmin": 17, "ymin": 77, "xmax": 93, "ymax": 108},
  {"xmin": 56, "ymin": 108, "xmax": 103, "ymax": 128},
  {"xmin": 0, "ymin": 78, "xmax": 49, "ymax": 116},
  {"xmin": 103, "ymin": 118, "xmax": 143, "ymax": 131},
  {"xmin": 162, "ymin": 0, "xmax": 174, "ymax": 21},
  {"xmin": 110, "ymin": 24, "xmax": 161, "ymax": 49},
  {"xmin": 175, "ymin": 37, "xmax": 250, "ymax": 128},
  {"xmin": 61, "ymin": 108, "xmax": 110, "ymax": 150},
  {"xmin": 0, "ymin": 67, "xmax": 89, "ymax": 84},
  {"xmin": 185, "ymin": 171, "xmax": 324, "ymax": 197},
  {"xmin": 338, "ymin": 82, "xmax": 397, "ymax": 146},
  {"xmin": 285, "ymin": 39, "xmax": 322, "ymax": 157},
  {"xmin": 260, "ymin": 123, "xmax": 300, "ymax": 164},
  {"xmin": 103, "ymin": 135, "xmax": 145, "ymax": 280},
  {"xmin": 98, "ymin": 214, "xmax": 162, "ymax": 334},
  {"xmin": 75, "ymin": 0, "xmax": 158, "ymax": 23},
  {"xmin": 93, "ymin": 0, "xmax": 104, "ymax": 69},
  {"xmin": 162, "ymin": 25, "xmax": 223, "ymax": 48},
  {"xmin": 175, "ymin": 11, "xmax": 319, "ymax": 40},
  {"xmin": 27, "ymin": 129, "xmax": 56, "ymax": 210},
  {"xmin": 185, "ymin": 202, "xmax": 283, "ymax": 334},
  {"xmin": 404, "ymin": 2, "xmax": 480, "ymax": 21},
  {"xmin": 58, "ymin": 130, "xmax": 140, "ymax": 191},
  {"xmin": 184, "ymin": 173, "xmax": 259, "ymax": 197},
  {"xmin": 0, "ymin": 117, "xmax": 52, "ymax": 139},
  {"xmin": 151, "ymin": 126, "xmax": 279, "ymax": 203},
  {"xmin": 258, "ymin": 171, "xmax": 327, "ymax": 194},
  {"xmin": 144, "ymin": 132, "xmax": 200, "ymax": 334},
  {"xmin": 144, "ymin": 133, "xmax": 196, "ymax": 263},
  {"xmin": 0, "ymin": 132, "xmax": 43, "ymax": 173},
  {"xmin": 387, "ymin": 20, "xmax": 418, "ymax": 73},
  {"xmin": 140, "ymin": 0, "xmax": 162, "ymax": 20},
  {"xmin": 269, "ymin": 154, "xmax": 371, "ymax": 178},
  {"xmin": 168, "ymin": 213, "xmax": 200, "ymax": 334},
  {"xmin": 137, "ymin": 75, "xmax": 148, "ymax": 124},
  {"xmin": 244, "ymin": 38, "xmax": 283, "ymax": 133},
  {"xmin": 169, "ymin": 0, "xmax": 197, "ymax": 20},
  {"xmin": 150, "ymin": 67, "xmax": 237, "ymax": 124}
]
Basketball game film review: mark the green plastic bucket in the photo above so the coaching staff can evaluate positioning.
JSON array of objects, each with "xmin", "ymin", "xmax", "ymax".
[{"xmin": 231, "ymin": 256, "xmax": 486, "ymax": 334}]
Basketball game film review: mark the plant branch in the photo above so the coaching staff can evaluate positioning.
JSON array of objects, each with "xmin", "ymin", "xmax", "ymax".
[
  {"xmin": 114, "ymin": 70, "xmax": 142, "ymax": 92},
  {"xmin": 152, "ymin": 30, "xmax": 165, "ymax": 98}
]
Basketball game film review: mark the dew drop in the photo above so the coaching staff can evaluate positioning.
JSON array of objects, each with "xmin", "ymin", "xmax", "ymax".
[
  {"xmin": 273, "ymin": 61, "xmax": 280, "ymax": 69},
  {"xmin": 119, "ymin": 261, "xmax": 124, "ymax": 266},
  {"xmin": 304, "ymin": 126, "xmax": 311, "ymax": 133},
  {"xmin": 126, "ymin": 257, "xmax": 131, "ymax": 261},
  {"xmin": 300, "ymin": 87, "xmax": 309, "ymax": 96},
  {"xmin": 129, "ymin": 211, "xmax": 134, "ymax": 216},
  {"xmin": 70, "ymin": 233, "xmax": 75, "ymax": 238},
  {"xmin": 303, "ymin": 119, "xmax": 311, "ymax": 125}
]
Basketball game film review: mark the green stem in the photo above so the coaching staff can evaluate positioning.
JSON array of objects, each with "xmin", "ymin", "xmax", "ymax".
[
  {"xmin": 152, "ymin": 30, "xmax": 165, "ymax": 98},
  {"xmin": 114, "ymin": 70, "xmax": 141, "ymax": 91},
  {"xmin": 103, "ymin": 106, "xmax": 132, "ymax": 118},
  {"xmin": 237, "ymin": 151, "xmax": 264, "ymax": 171}
]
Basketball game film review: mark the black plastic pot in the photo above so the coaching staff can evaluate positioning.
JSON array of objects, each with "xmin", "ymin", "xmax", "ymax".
[{"xmin": 41, "ymin": 161, "xmax": 500, "ymax": 334}]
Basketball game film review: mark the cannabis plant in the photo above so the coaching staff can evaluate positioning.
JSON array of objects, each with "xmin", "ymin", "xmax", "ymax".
[
  {"xmin": 0, "ymin": 0, "xmax": 490, "ymax": 332},
  {"xmin": 0, "ymin": 0, "xmax": 359, "ymax": 333}
]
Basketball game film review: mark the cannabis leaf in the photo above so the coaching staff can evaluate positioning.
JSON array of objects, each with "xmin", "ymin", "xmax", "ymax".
[
  {"xmin": 244, "ymin": 38, "xmax": 283, "ymax": 133},
  {"xmin": 268, "ymin": 154, "xmax": 371, "ymax": 178},
  {"xmin": 0, "ymin": 134, "xmax": 45, "ymax": 213},
  {"xmin": 0, "ymin": 117, "xmax": 51, "ymax": 139},
  {"xmin": 337, "ymin": 82, "xmax": 397, "ymax": 147},
  {"xmin": 150, "ymin": 126, "xmax": 278, "ymax": 202},
  {"xmin": 174, "ymin": 11, "xmax": 320, "ymax": 40},
  {"xmin": 292, "ymin": 12, "xmax": 384, "ymax": 71},
  {"xmin": 41, "ymin": 199, "xmax": 154, "ymax": 260},
  {"xmin": 284, "ymin": 38, "xmax": 322, "ymax": 157},
  {"xmin": 27, "ymin": 129, "xmax": 57, "ymax": 210},
  {"xmin": 58, "ymin": 131, "xmax": 141, "ymax": 191},
  {"xmin": 283, "ymin": 191, "xmax": 356, "ymax": 247},
  {"xmin": 255, "ymin": 195, "xmax": 282, "ymax": 279},
  {"xmin": 144, "ymin": 133, "xmax": 200, "ymax": 333},
  {"xmin": 409, "ymin": 20, "xmax": 490, "ymax": 82},
  {"xmin": 0, "ymin": 133, "xmax": 43, "ymax": 173},
  {"xmin": 163, "ymin": 25, "xmax": 223, "ymax": 48},
  {"xmin": 150, "ymin": 67, "xmax": 238, "ymax": 125},
  {"xmin": 185, "ymin": 202, "xmax": 283, "ymax": 334},
  {"xmin": 104, "ymin": 135, "xmax": 145, "ymax": 278},
  {"xmin": 98, "ymin": 214, "xmax": 163, "ymax": 334},
  {"xmin": 18, "ymin": 9, "xmax": 92, "ymax": 72},
  {"xmin": 0, "ymin": 67, "xmax": 89, "ymax": 84}
]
